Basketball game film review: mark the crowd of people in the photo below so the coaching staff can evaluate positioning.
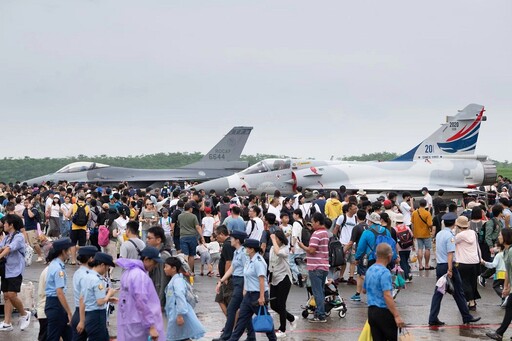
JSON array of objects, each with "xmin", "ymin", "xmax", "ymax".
[{"xmin": 0, "ymin": 177, "xmax": 511, "ymax": 340}]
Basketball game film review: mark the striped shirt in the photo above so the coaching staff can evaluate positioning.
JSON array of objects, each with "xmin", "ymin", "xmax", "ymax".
[{"xmin": 307, "ymin": 228, "xmax": 330, "ymax": 272}]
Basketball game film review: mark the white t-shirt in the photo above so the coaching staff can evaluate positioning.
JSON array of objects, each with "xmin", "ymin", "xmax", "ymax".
[
  {"xmin": 336, "ymin": 214, "xmax": 357, "ymax": 245},
  {"xmin": 61, "ymin": 203, "xmax": 72, "ymax": 220},
  {"xmin": 424, "ymin": 193, "xmax": 433, "ymax": 209},
  {"xmin": 202, "ymin": 216, "xmax": 215, "ymax": 237},
  {"xmin": 115, "ymin": 216, "xmax": 129, "ymax": 234},
  {"xmin": 399, "ymin": 202, "xmax": 412, "ymax": 226},
  {"xmin": 246, "ymin": 217, "xmax": 264, "ymax": 241},
  {"xmin": 281, "ymin": 224, "xmax": 293, "ymax": 244},
  {"xmin": 50, "ymin": 204, "xmax": 61, "ymax": 218},
  {"xmin": 267, "ymin": 205, "xmax": 281, "ymax": 223},
  {"xmin": 160, "ymin": 216, "xmax": 172, "ymax": 235},
  {"xmin": 291, "ymin": 221, "xmax": 305, "ymax": 255},
  {"xmin": 207, "ymin": 241, "xmax": 221, "ymax": 255}
]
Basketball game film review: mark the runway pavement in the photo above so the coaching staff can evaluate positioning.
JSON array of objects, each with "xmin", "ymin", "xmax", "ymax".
[{"xmin": 1, "ymin": 258, "xmax": 508, "ymax": 340}]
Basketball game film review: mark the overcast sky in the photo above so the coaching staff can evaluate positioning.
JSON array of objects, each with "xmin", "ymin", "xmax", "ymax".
[{"xmin": 1, "ymin": 1, "xmax": 511, "ymax": 163}]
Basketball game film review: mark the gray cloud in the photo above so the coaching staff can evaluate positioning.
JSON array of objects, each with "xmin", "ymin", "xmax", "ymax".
[{"xmin": 1, "ymin": 0, "xmax": 510, "ymax": 161}]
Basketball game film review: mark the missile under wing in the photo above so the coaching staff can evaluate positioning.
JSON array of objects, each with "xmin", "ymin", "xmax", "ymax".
[{"xmin": 23, "ymin": 126, "xmax": 253, "ymax": 188}]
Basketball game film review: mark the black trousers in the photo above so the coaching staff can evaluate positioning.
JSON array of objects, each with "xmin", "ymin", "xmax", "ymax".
[
  {"xmin": 457, "ymin": 263, "xmax": 481, "ymax": 301},
  {"xmin": 71, "ymin": 307, "xmax": 87, "ymax": 341},
  {"xmin": 497, "ymin": 294, "xmax": 512, "ymax": 335},
  {"xmin": 38, "ymin": 318, "xmax": 47, "ymax": 341},
  {"xmin": 368, "ymin": 306, "xmax": 397, "ymax": 341},
  {"xmin": 45, "ymin": 297, "xmax": 72, "ymax": 341},
  {"xmin": 270, "ymin": 275, "xmax": 294, "ymax": 332}
]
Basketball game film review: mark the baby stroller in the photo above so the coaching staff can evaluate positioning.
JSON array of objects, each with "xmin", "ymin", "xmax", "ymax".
[{"xmin": 301, "ymin": 281, "xmax": 347, "ymax": 318}]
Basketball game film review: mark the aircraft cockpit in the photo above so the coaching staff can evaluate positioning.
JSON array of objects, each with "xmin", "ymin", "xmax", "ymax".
[
  {"xmin": 55, "ymin": 162, "xmax": 109, "ymax": 174},
  {"xmin": 240, "ymin": 159, "xmax": 291, "ymax": 175}
]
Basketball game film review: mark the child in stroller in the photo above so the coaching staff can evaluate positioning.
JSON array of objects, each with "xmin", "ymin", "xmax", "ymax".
[{"xmin": 301, "ymin": 279, "xmax": 347, "ymax": 318}]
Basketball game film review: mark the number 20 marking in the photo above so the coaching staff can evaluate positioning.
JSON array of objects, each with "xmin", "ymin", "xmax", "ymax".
[{"xmin": 424, "ymin": 144, "xmax": 433, "ymax": 153}]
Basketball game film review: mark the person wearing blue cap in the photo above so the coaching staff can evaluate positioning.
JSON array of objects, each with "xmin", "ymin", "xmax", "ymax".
[
  {"xmin": 79, "ymin": 252, "xmax": 118, "ymax": 341},
  {"xmin": 45, "ymin": 237, "xmax": 74, "ymax": 341},
  {"xmin": 71, "ymin": 246, "xmax": 98, "ymax": 341},
  {"xmin": 227, "ymin": 239, "xmax": 276, "ymax": 341},
  {"xmin": 213, "ymin": 230, "xmax": 252, "ymax": 341},
  {"xmin": 428, "ymin": 212, "xmax": 481, "ymax": 326}
]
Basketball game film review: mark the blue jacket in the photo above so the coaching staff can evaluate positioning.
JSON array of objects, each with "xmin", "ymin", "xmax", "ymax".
[{"xmin": 355, "ymin": 224, "xmax": 397, "ymax": 262}]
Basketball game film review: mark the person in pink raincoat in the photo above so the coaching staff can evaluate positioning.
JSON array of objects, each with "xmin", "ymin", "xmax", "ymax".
[{"xmin": 116, "ymin": 246, "xmax": 165, "ymax": 341}]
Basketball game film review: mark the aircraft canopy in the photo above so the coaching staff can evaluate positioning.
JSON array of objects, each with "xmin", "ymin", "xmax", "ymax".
[
  {"xmin": 56, "ymin": 162, "xmax": 109, "ymax": 174},
  {"xmin": 240, "ymin": 159, "xmax": 291, "ymax": 175}
]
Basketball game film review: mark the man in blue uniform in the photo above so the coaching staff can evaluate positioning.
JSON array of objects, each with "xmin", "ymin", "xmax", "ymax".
[{"xmin": 428, "ymin": 212, "xmax": 481, "ymax": 326}]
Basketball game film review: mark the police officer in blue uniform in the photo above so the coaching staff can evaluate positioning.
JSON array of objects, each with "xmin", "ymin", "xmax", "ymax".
[
  {"xmin": 214, "ymin": 230, "xmax": 254, "ymax": 341},
  {"xmin": 227, "ymin": 239, "xmax": 276, "ymax": 341},
  {"xmin": 428, "ymin": 212, "xmax": 481, "ymax": 326},
  {"xmin": 45, "ymin": 237, "xmax": 74, "ymax": 341},
  {"xmin": 71, "ymin": 245, "xmax": 98, "ymax": 341},
  {"xmin": 80, "ymin": 252, "xmax": 118, "ymax": 341}
]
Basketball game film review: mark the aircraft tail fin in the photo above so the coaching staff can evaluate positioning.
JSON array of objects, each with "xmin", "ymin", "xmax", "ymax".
[
  {"xmin": 183, "ymin": 126, "xmax": 253, "ymax": 169},
  {"xmin": 393, "ymin": 104, "xmax": 486, "ymax": 161}
]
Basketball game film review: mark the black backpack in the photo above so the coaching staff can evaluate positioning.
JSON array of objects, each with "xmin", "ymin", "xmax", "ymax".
[
  {"xmin": 396, "ymin": 224, "xmax": 414, "ymax": 249},
  {"xmin": 72, "ymin": 204, "xmax": 89, "ymax": 226},
  {"xmin": 298, "ymin": 221, "xmax": 312, "ymax": 247},
  {"xmin": 328, "ymin": 236, "xmax": 346, "ymax": 267}
]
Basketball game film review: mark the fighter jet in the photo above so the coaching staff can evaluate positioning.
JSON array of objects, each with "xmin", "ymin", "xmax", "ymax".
[
  {"xmin": 24, "ymin": 126, "xmax": 253, "ymax": 188},
  {"xmin": 196, "ymin": 104, "xmax": 496, "ymax": 196}
]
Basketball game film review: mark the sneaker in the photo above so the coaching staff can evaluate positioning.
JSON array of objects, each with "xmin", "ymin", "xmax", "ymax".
[
  {"xmin": 309, "ymin": 317, "xmax": 327, "ymax": 323},
  {"xmin": 19, "ymin": 311, "xmax": 31, "ymax": 331},
  {"xmin": 36, "ymin": 257, "xmax": 44, "ymax": 263},
  {"xmin": 347, "ymin": 277, "xmax": 357, "ymax": 285},
  {"xmin": 275, "ymin": 330, "xmax": 287, "ymax": 338},
  {"xmin": 477, "ymin": 275, "xmax": 486, "ymax": 288},
  {"xmin": 350, "ymin": 294, "xmax": 361, "ymax": 301},
  {"xmin": 0, "ymin": 322, "xmax": 13, "ymax": 332},
  {"xmin": 289, "ymin": 315, "xmax": 299, "ymax": 331},
  {"xmin": 392, "ymin": 289, "xmax": 400, "ymax": 299}
]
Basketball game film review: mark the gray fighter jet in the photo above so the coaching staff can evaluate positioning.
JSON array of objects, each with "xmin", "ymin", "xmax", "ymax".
[
  {"xmin": 196, "ymin": 104, "xmax": 496, "ymax": 196},
  {"xmin": 24, "ymin": 126, "xmax": 253, "ymax": 188}
]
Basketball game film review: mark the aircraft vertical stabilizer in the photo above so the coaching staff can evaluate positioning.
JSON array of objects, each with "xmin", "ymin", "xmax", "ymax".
[
  {"xmin": 182, "ymin": 126, "xmax": 253, "ymax": 169},
  {"xmin": 393, "ymin": 104, "xmax": 485, "ymax": 161}
]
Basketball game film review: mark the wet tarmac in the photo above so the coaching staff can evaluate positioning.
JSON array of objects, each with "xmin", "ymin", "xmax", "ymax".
[{"xmin": 1, "ymin": 259, "xmax": 508, "ymax": 340}]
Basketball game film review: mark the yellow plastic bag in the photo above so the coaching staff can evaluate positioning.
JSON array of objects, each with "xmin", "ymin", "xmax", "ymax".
[{"xmin": 358, "ymin": 320, "xmax": 373, "ymax": 341}]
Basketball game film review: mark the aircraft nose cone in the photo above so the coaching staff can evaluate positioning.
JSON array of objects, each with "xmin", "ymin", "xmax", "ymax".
[{"xmin": 197, "ymin": 177, "xmax": 230, "ymax": 194}]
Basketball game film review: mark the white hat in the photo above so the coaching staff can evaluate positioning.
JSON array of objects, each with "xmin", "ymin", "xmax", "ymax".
[
  {"xmin": 357, "ymin": 189, "xmax": 367, "ymax": 196},
  {"xmin": 368, "ymin": 212, "xmax": 381, "ymax": 224}
]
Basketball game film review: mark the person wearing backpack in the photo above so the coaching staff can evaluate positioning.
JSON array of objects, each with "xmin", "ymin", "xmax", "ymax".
[
  {"xmin": 146, "ymin": 226, "xmax": 173, "ymax": 309},
  {"xmin": 478, "ymin": 205, "xmax": 505, "ymax": 287},
  {"xmin": 120, "ymin": 221, "xmax": 145, "ymax": 260},
  {"xmin": 69, "ymin": 194, "xmax": 90, "ymax": 265},
  {"xmin": 355, "ymin": 212, "xmax": 398, "ymax": 269},
  {"xmin": 411, "ymin": 199, "xmax": 434, "ymax": 271},
  {"xmin": 164, "ymin": 257, "xmax": 205, "ymax": 341},
  {"xmin": 333, "ymin": 203, "xmax": 358, "ymax": 285},
  {"xmin": 393, "ymin": 214, "xmax": 414, "ymax": 283}
]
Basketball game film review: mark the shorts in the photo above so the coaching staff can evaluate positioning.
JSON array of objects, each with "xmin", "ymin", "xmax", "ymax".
[
  {"xmin": 341, "ymin": 244, "xmax": 354, "ymax": 263},
  {"xmin": 215, "ymin": 279, "xmax": 233, "ymax": 305},
  {"xmin": 357, "ymin": 264, "xmax": 367, "ymax": 277},
  {"xmin": 1, "ymin": 274, "xmax": 23, "ymax": 293},
  {"xmin": 416, "ymin": 238, "xmax": 432, "ymax": 250},
  {"xmin": 70, "ymin": 229, "xmax": 87, "ymax": 247},
  {"xmin": 180, "ymin": 236, "xmax": 198, "ymax": 256},
  {"xmin": 26, "ymin": 230, "xmax": 39, "ymax": 248},
  {"xmin": 200, "ymin": 252, "xmax": 211, "ymax": 265}
]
